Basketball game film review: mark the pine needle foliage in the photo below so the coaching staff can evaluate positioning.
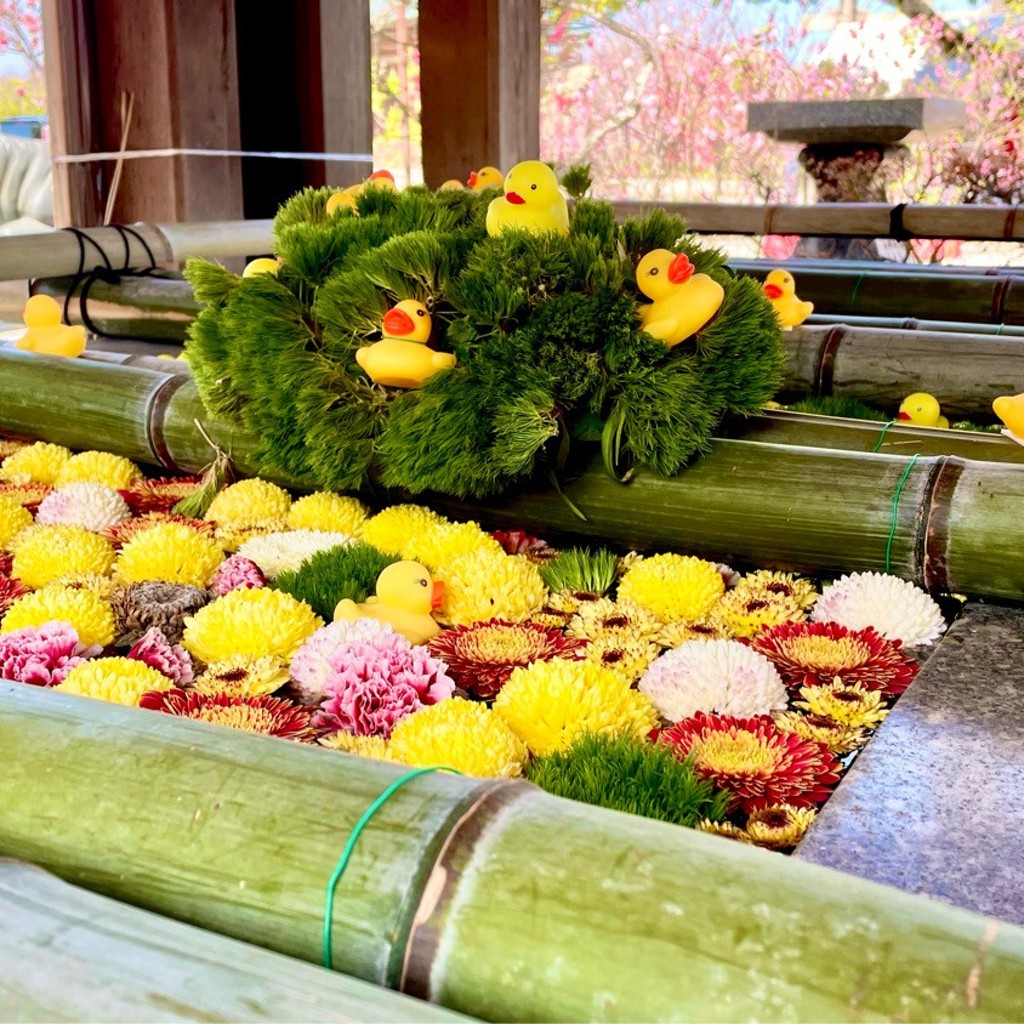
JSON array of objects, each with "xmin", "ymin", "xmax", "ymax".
[
  {"xmin": 787, "ymin": 395, "xmax": 888, "ymax": 421},
  {"xmin": 539, "ymin": 546, "xmax": 620, "ymax": 595},
  {"xmin": 184, "ymin": 166, "xmax": 784, "ymax": 498},
  {"xmin": 526, "ymin": 732, "xmax": 731, "ymax": 828},
  {"xmin": 272, "ymin": 542, "xmax": 398, "ymax": 620}
]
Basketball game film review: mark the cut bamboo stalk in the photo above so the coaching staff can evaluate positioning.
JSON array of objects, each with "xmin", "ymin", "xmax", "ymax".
[
  {"xmin": 1, "ymin": 351, "xmax": 1023, "ymax": 600},
  {"xmin": 809, "ymin": 315, "xmax": 1024, "ymax": 337},
  {"xmin": 0, "ymin": 860, "xmax": 470, "ymax": 1024},
  {"xmin": 2, "ymin": 683, "xmax": 1023, "ymax": 1023},
  {"xmin": 731, "ymin": 258, "xmax": 1024, "ymax": 278}
]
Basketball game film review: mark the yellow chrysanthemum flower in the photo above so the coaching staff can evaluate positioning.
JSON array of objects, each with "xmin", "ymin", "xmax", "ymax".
[
  {"xmin": 0, "ymin": 494, "xmax": 32, "ymax": 549},
  {"xmin": 402, "ymin": 519, "xmax": 502, "ymax": 570},
  {"xmin": 192, "ymin": 654, "xmax": 291, "ymax": 696},
  {"xmin": 12, "ymin": 525, "xmax": 115, "ymax": 589},
  {"xmin": 114, "ymin": 522, "xmax": 224, "ymax": 588},
  {"xmin": 2, "ymin": 587, "xmax": 115, "ymax": 647},
  {"xmin": 583, "ymin": 632, "xmax": 660, "ymax": 683},
  {"xmin": 440, "ymin": 551, "xmax": 547, "ymax": 626},
  {"xmin": 0, "ymin": 442, "xmax": 71, "ymax": 485},
  {"xmin": 55, "ymin": 451, "xmax": 141, "ymax": 489},
  {"xmin": 773, "ymin": 712, "xmax": 868, "ymax": 755},
  {"xmin": 618, "ymin": 554, "xmax": 724, "ymax": 624},
  {"xmin": 389, "ymin": 699, "xmax": 527, "ymax": 777},
  {"xmin": 546, "ymin": 589, "xmax": 607, "ymax": 615},
  {"xmin": 287, "ymin": 492, "xmax": 368, "ymax": 535},
  {"xmin": 567, "ymin": 597, "xmax": 662, "ymax": 644},
  {"xmin": 360, "ymin": 504, "xmax": 447, "ymax": 555},
  {"xmin": 205, "ymin": 478, "xmax": 292, "ymax": 525},
  {"xmin": 183, "ymin": 587, "xmax": 322, "ymax": 663},
  {"xmin": 657, "ymin": 618, "xmax": 730, "ymax": 647},
  {"xmin": 494, "ymin": 658, "xmax": 658, "ymax": 756},
  {"xmin": 713, "ymin": 585, "xmax": 809, "ymax": 640},
  {"xmin": 56, "ymin": 657, "xmax": 172, "ymax": 705},
  {"xmin": 734, "ymin": 570, "xmax": 818, "ymax": 610},
  {"xmin": 793, "ymin": 679, "xmax": 890, "ymax": 730},
  {"xmin": 696, "ymin": 819, "xmax": 753, "ymax": 843},
  {"xmin": 0, "ymin": 438, "xmax": 28, "ymax": 463},
  {"xmin": 42, "ymin": 572, "xmax": 118, "ymax": 599},
  {"xmin": 745, "ymin": 805, "xmax": 817, "ymax": 849},
  {"xmin": 214, "ymin": 519, "xmax": 288, "ymax": 553},
  {"xmin": 318, "ymin": 731, "xmax": 392, "ymax": 760}
]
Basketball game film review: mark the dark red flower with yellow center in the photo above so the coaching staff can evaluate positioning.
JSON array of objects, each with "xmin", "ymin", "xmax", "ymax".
[
  {"xmin": 0, "ymin": 482, "xmax": 52, "ymax": 513},
  {"xmin": 139, "ymin": 688, "xmax": 313, "ymax": 740},
  {"xmin": 118, "ymin": 476, "xmax": 203, "ymax": 515},
  {"xmin": 102, "ymin": 512, "xmax": 215, "ymax": 548},
  {"xmin": 0, "ymin": 574, "xmax": 29, "ymax": 614}
]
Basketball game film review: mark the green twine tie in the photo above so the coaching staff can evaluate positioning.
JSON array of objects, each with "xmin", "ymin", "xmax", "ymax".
[
  {"xmin": 872, "ymin": 418, "xmax": 895, "ymax": 453},
  {"xmin": 884, "ymin": 455, "xmax": 920, "ymax": 573},
  {"xmin": 848, "ymin": 273, "xmax": 866, "ymax": 313}
]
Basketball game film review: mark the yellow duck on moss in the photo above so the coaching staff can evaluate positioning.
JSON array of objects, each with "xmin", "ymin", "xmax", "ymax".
[
  {"xmin": 16, "ymin": 295, "xmax": 86, "ymax": 358},
  {"xmin": 326, "ymin": 169, "xmax": 396, "ymax": 216},
  {"xmin": 762, "ymin": 269, "xmax": 814, "ymax": 329},
  {"xmin": 993, "ymin": 392, "xmax": 1024, "ymax": 445},
  {"xmin": 898, "ymin": 392, "xmax": 949, "ymax": 429},
  {"xmin": 334, "ymin": 560, "xmax": 444, "ymax": 645},
  {"xmin": 468, "ymin": 165, "xmax": 504, "ymax": 191},
  {"xmin": 355, "ymin": 299, "xmax": 456, "ymax": 389},
  {"xmin": 486, "ymin": 160, "xmax": 569, "ymax": 237},
  {"xmin": 635, "ymin": 249, "xmax": 725, "ymax": 348}
]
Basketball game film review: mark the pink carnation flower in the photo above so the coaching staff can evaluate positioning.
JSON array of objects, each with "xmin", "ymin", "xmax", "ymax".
[
  {"xmin": 289, "ymin": 618, "xmax": 395, "ymax": 704},
  {"xmin": 126, "ymin": 626, "xmax": 194, "ymax": 685},
  {"xmin": 211, "ymin": 554, "xmax": 268, "ymax": 596},
  {"xmin": 0, "ymin": 621, "xmax": 101, "ymax": 686}
]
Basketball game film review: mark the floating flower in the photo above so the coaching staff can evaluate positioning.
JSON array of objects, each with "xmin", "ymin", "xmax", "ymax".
[
  {"xmin": 697, "ymin": 819, "xmax": 754, "ymax": 843},
  {"xmin": 2, "ymin": 588, "xmax": 115, "ymax": 648},
  {"xmin": 748, "ymin": 620, "xmax": 918, "ymax": 696},
  {"xmin": 0, "ymin": 494, "xmax": 32, "ymax": 548},
  {"xmin": 811, "ymin": 572, "xmax": 946, "ymax": 647},
  {"xmin": 0, "ymin": 575, "xmax": 29, "ymax": 614},
  {"xmin": 639, "ymin": 640, "xmax": 788, "ymax": 723},
  {"xmin": 735, "ymin": 570, "xmax": 817, "ymax": 608},
  {"xmin": 139, "ymin": 688, "xmax": 312, "ymax": 739},
  {"xmin": 192, "ymin": 654, "xmax": 290, "ymax": 696},
  {"xmin": 0, "ymin": 437, "xmax": 28, "ymax": 463},
  {"xmin": 790, "ymin": 678, "xmax": 890, "ymax": 730},
  {"xmin": 659, "ymin": 712, "xmax": 842, "ymax": 812},
  {"xmin": 55, "ymin": 451, "xmax": 141, "ymax": 489},
  {"xmin": 360, "ymin": 504, "xmax": 446, "ymax": 555},
  {"xmin": 0, "ymin": 552, "xmax": 10, "ymax": 575},
  {"xmin": 214, "ymin": 519, "xmax": 288, "ymax": 553},
  {"xmin": 287, "ymin": 492, "xmax": 368, "ymax": 535},
  {"xmin": 288, "ymin": 619, "xmax": 395, "ymax": 703},
  {"xmin": 126, "ymin": 627, "xmax": 194, "ymax": 685},
  {"xmin": 313, "ymin": 632, "xmax": 454, "ymax": 737},
  {"xmin": 114, "ymin": 522, "xmax": 224, "ymax": 589},
  {"xmin": 566, "ymin": 597, "xmax": 662, "ymax": 644},
  {"xmin": 618, "ymin": 554, "xmax": 725, "ymax": 623},
  {"xmin": 119, "ymin": 475, "xmax": 202, "ymax": 515},
  {"xmin": 745, "ymin": 804, "xmax": 817, "ymax": 849},
  {"xmin": 713, "ymin": 585, "xmax": 809, "ymax": 640},
  {"xmin": 427, "ymin": 619, "xmax": 586, "ymax": 700},
  {"xmin": 236, "ymin": 529, "xmax": 353, "ymax": 579},
  {"xmin": 402, "ymin": 519, "xmax": 503, "ymax": 569},
  {"xmin": 35, "ymin": 483, "xmax": 131, "ymax": 532},
  {"xmin": 210, "ymin": 554, "xmax": 267, "ymax": 596},
  {"xmin": 183, "ymin": 587, "xmax": 322, "ymax": 663},
  {"xmin": 491, "ymin": 529, "xmax": 554, "ymax": 563},
  {"xmin": 318, "ymin": 731, "xmax": 391, "ymax": 760},
  {"xmin": 12, "ymin": 525, "xmax": 115, "ymax": 590},
  {"xmin": 389, "ymin": 698, "xmax": 527, "ymax": 777},
  {"xmin": 102, "ymin": 512, "xmax": 215, "ymax": 548},
  {"xmin": 494, "ymin": 658, "xmax": 658, "ymax": 756},
  {"xmin": 0, "ymin": 482, "xmax": 51, "ymax": 512},
  {"xmin": 0, "ymin": 442, "xmax": 70, "ymax": 485},
  {"xmin": 545, "ymin": 589, "xmax": 607, "ymax": 615},
  {"xmin": 0, "ymin": 622, "xmax": 99, "ymax": 685},
  {"xmin": 57, "ymin": 657, "xmax": 174, "ymax": 705},
  {"xmin": 440, "ymin": 550, "xmax": 547, "ymax": 626},
  {"xmin": 583, "ymin": 633, "xmax": 660, "ymax": 684},
  {"xmin": 111, "ymin": 581, "xmax": 209, "ymax": 647},
  {"xmin": 205, "ymin": 478, "xmax": 292, "ymax": 525},
  {"xmin": 43, "ymin": 572, "xmax": 117, "ymax": 599},
  {"xmin": 658, "ymin": 618, "xmax": 730, "ymax": 648},
  {"xmin": 773, "ymin": 712, "xmax": 869, "ymax": 755}
]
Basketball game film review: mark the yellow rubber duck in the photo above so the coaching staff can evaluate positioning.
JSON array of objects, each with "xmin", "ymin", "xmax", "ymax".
[
  {"xmin": 242, "ymin": 257, "xmax": 280, "ymax": 278},
  {"xmin": 486, "ymin": 161, "xmax": 569, "ymax": 237},
  {"xmin": 762, "ymin": 269, "xmax": 814, "ymax": 329},
  {"xmin": 438, "ymin": 179, "xmax": 465, "ymax": 191},
  {"xmin": 334, "ymin": 560, "xmax": 444, "ymax": 645},
  {"xmin": 355, "ymin": 299, "xmax": 456, "ymax": 389},
  {"xmin": 15, "ymin": 295, "xmax": 86, "ymax": 358},
  {"xmin": 468, "ymin": 166, "xmax": 504, "ymax": 191},
  {"xmin": 898, "ymin": 392, "xmax": 949, "ymax": 429},
  {"xmin": 326, "ymin": 170, "xmax": 396, "ymax": 216},
  {"xmin": 993, "ymin": 392, "xmax": 1024, "ymax": 445},
  {"xmin": 635, "ymin": 249, "xmax": 725, "ymax": 348}
]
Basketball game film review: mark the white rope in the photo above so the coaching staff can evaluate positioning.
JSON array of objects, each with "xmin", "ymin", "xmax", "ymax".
[{"xmin": 54, "ymin": 148, "xmax": 375, "ymax": 164}]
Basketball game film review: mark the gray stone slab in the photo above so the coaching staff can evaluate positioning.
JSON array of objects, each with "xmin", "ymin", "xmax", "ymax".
[
  {"xmin": 747, "ymin": 98, "xmax": 965, "ymax": 144},
  {"xmin": 796, "ymin": 603, "xmax": 1024, "ymax": 924}
]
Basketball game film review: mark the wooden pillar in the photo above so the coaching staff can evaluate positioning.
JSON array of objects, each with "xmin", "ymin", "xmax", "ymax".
[{"xmin": 419, "ymin": 0, "xmax": 540, "ymax": 188}]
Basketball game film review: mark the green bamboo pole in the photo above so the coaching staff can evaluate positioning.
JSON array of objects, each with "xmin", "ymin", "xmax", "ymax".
[
  {"xmin": 731, "ymin": 258, "xmax": 1024, "ymax": 279},
  {"xmin": 2, "ymin": 684, "xmax": 1023, "ymax": 1022},
  {"xmin": 0, "ymin": 860, "xmax": 471, "ymax": 1023},
  {"xmin": 808, "ymin": 315, "xmax": 1024, "ymax": 337}
]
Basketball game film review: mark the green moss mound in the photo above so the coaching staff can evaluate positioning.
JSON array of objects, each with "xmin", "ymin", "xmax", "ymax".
[
  {"xmin": 185, "ymin": 173, "xmax": 784, "ymax": 498},
  {"xmin": 526, "ymin": 732, "xmax": 731, "ymax": 828},
  {"xmin": 787, "ymin": 395, "xmax": 888, "ymax": 421}
]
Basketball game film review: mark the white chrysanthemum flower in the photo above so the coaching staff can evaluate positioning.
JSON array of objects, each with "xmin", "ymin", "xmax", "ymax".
[
  {"xmin": 235, "ymin": 530, "xmax": 354, "ymax": 579},
  {"xmin": 638, "ymin": 638, "xmax": 788, "ymax": 722},
  {"xmin": 811, "ymin": 571, "xmax": 946, "ymax": 647},
  {"xmin": 288, "ymin": 618, "xmax": 397, "ymax": 703},
  {"xmin": 35, "ymin": 482, "xmax": 131, "ymax": 532}
]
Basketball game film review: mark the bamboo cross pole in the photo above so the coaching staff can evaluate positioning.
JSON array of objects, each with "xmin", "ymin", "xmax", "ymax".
[
  {"xmin": 2, "ymin": 683, "xmax": 1023, "ymax": 1023},
  {"xmin": 732, "ymin": 258, "xmax": 1024, "ymax": 279},
  {"xmin": 808, "ymin": 315, "xmax": 1024, "ymax": 337}
]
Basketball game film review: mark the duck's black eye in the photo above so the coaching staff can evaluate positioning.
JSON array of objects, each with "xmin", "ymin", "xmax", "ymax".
[
  {"xmin": 418, "ymin": 578, "xmax": 429, "ymax": 586},
  {"xmin": 416, "ymin": 308, "xmax": 426, "ymax": 317},
  {"xmin": 648, "ymin": 267, "xmax": 659, "ymax": 276},
  {"xmin": 531, "ymin": 183, "xmax": 537, "ymax": 190}
]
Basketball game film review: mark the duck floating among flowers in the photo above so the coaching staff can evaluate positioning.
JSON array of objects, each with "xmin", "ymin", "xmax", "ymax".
[
  {"xmin": 993, "ymin": 392, "xmax": 1024, "ymax": 445},
  {"xmin": 635, "ymin": 249, "xmax": 725, "ymax": 348},
  {"xmin": 356, "ymin": 299, "xmax": 456, "ymax": 389},
  {"xmin": 334, "ymin": 560, "xmax": 444, "ymax": 645},
  {"xmin": 486, "ymin": 160, "xmax": 569, "ymax": 237},
  {"xmin": 326, "ymin": 169, "xmax": 396, "ymax": 216},
  {"xmin": 16, "ymin": 295, "xmax": 86, "ymax": 358},
  {"xmin": 762, "ymin": 269, "xmax": 814, "ymax": 329},
  {"xmin": 898, "ymin": 392, "xmax": 949, "ymax": 429}
]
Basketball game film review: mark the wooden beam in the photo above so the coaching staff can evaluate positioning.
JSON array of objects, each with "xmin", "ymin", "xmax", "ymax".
[{"xmin": 420, "ymin": 0, "xmax": 540, "ymax": 187}]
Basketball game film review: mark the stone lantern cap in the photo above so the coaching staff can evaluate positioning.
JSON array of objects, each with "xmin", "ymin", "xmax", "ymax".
[{"xmin": 747, "ymin": 98, "xmax": 966, "ymax": 145}]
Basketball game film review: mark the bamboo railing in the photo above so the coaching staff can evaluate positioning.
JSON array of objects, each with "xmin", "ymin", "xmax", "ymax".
[
  {"xmin": 808, "ymin": 315, "xmax": 1024, "ymax": 337},
  {"xmin": 0, "ymin": 861, "xmax": 469, "ymax": 1023},
  {"xmin": 2, "ymin": 683, "xmax": 1023, "ymax": 1022}
]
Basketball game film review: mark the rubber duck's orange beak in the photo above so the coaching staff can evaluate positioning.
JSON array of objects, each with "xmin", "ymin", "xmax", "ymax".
[
  {"xmin": 431, "ymin": 580, "xmax": 445, "ymax": 610},
  {"xmin": 369, "ymin": 170, "xmax": 394, "ymax": 183},
  {"xmin": 763, "ymin": 283, "xmax": 783, "ymax": 299},
  {"xmin": 505, "ymin": 191, "xmax": 526, "ymax": 205},
  {"xmin": 897, "ymin": 411, "xmax": 912, "ymax": 421},
  {"xmin": 668, "ymin": 253, "xmax": 694, "ymax": 284},
  {"xmin": 467, "ymin": 170, "xmax": 478, "ymax": 187},
  {"xmin": 382, "ymin": 308, "xmax": 415, "ymax": 336}
]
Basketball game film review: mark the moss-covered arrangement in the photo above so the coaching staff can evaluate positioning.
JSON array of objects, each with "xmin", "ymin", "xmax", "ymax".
[{"xmin": 185, "ymin": 173, "xmax": 784, "ymax": 498}]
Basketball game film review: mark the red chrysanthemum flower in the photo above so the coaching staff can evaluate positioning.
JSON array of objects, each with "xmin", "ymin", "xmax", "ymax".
[
  {"xmin": 491, "ymin": 529, "xmax": 556, "ymax": 562},
  {"xmin": 139, "ymin": 687, "xmax": 313, "ymax": 740},
  {"xmin": 746, "ymin": 620, "xmax": 918, "ymax": 696},
  {"xmin": 0, "ymin": 552, "xmax": 12, "ymax": 576},
  {"xmin": 660, "ymin": 712, "xmax": 841, "ymax": 813},
  {"xmin": 0, "ymin": 481, "xmax": 52, "ymax": 512},
  {"xmin": 118, "ymin": 476, "xmax": 203, "ymax": 515},
  {"xmin": 427, "ymin": 619, "xmax": 586, "ymax": 701},
  {"xmin": 0, "ymin": 574, "xmax": 30, "ymax": 614},
  {"xmin": 102, "ymin": 512, "xmax": 216, "ymax": 547}
]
